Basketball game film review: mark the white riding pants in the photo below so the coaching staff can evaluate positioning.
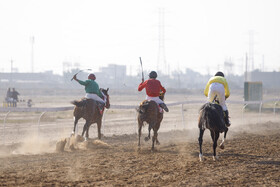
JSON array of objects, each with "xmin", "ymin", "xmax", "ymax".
[
  {"xmin": 208, "ymin": 82, "xmax": 227, "ymax": 111},
  {"xmin": 85, "ymin": 93, "xmax": 105, "ymax": 104},
  {"xmin": 146, "ymin": 96, "xmax": 164, "ymax": 105}
]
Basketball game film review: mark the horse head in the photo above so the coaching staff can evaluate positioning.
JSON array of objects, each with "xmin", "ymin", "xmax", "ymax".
[{"xmin": 100, "ymin": 88, "xmax": 110, "ymax": 109}]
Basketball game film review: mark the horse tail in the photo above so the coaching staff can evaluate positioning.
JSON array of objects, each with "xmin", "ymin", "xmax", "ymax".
[
  {"xmin": 71, "ymin": 100, "xmax": 86, "ymax": 107},
  {"xmin": 198, "ymin": 103, "xmax": 208, "ymax": 130},
  {"xmin": 199, "ymin": 103, "xmax": 223, "ymax": 131}
]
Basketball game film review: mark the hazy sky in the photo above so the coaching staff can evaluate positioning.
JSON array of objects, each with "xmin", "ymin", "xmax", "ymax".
[{"xmin": 0, "ymin": 0, "xmax": 280, "ymax": 75}]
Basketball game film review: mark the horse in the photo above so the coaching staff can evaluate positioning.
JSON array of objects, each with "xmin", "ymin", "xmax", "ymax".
[
  {"xmin": 71, "ymin": 88, "xmax": 110, "ymax": 140},
  {"xmin": 137, "ymin": 94, "xmax": 165, "ymax": 150},
  {"xmin": 198, "ymin": 98, "xmax": 228, "ymax": 161}
]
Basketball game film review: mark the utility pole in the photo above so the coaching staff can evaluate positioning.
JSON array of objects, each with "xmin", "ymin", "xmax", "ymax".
[
  {"xmin": 245, "ymin": 53, "xmax": 248, "ymax": 82},
  {"xmin": 224, "ymin": 57, "xmax": 234, "ymax": 76},
  {"xmin": 248, "ymin": 30, "xmax": 255, "ymax": 72},
  {"xmin": 157, "ymin": 8, "xmax": 168, "ymax": 75}
]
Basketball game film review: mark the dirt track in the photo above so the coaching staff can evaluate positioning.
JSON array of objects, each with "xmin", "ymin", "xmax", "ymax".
[{"xmin": 0, "ymin": 122, "xmax": 280, "ymax": 186}]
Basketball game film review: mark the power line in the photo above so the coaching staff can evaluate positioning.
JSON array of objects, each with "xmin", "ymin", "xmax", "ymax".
[{"xmin": 157, "ymin": 8, "xmax": 168, "ymax": 75}]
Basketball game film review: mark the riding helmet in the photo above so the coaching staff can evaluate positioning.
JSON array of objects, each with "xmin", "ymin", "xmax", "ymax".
[
  {"xmin": 88, "ymin": 73, "xmax": 96, "ymax": 80},
  {"xmin": 149, "ymin": 71, "xmax": 157, "ymax": 79},
  {"xmin": 215, "ymin": 71, "xmax": 224, "ymax": 77}
]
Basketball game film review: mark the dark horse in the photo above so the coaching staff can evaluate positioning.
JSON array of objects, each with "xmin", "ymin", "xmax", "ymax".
[
  {"xmin": 137, "ymin": 94, "xmax": 164, "ymax": 150},
  {"xmin": 198, "ymin": 99, "xmax": 228, "ymax": 161},
  {"xmin": 71, "ymin": 88, "xmax": 110, "ymax": 140}
]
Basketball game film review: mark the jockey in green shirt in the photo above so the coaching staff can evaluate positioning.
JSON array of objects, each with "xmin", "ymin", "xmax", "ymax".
[{"xmin": 73, "ymin": 73, "xmax": 105, "ymax": 105}]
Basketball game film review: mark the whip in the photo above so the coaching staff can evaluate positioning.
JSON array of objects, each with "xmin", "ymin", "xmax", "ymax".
[
  {"xmin": 139, "ymin": 57, "xmax": 144, "ymax": 82},
  {"xmin": 71, "ymin": 69, "xmax": 92, "ymax": 81}
]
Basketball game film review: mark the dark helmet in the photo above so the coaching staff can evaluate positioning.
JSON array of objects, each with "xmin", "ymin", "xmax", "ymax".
[
  {"xmin": 88, "ymin": 73, "xmax": 96, "ymax": 80},
  {"xmin": 149, "ymin": 71, "xmax": 157, "ymax": 79},
  {"xmin": 215, "ymin": 71, "xmax": 224, "ymax": 77}
]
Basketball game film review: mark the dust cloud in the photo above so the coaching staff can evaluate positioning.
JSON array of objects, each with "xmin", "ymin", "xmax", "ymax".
[{"xmin": 7, "ymin": 132, "xmax": 55, "ymax": 156}]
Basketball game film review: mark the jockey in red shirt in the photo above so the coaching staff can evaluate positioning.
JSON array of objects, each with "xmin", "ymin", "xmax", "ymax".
[{"xmin": 138, "ymin": 71, "xmax": 169, "ymax": 112}]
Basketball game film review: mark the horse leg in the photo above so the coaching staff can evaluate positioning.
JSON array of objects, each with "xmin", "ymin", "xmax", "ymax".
[
  {"xmin": 198, "ymin": 128, "xmax": 205, "ymax": 161},
  {"xmin": 97, "ymin": 120, "xmax": 102, "ymax": 139},
  {"xmin": 145, "ymin": 124, "xmax": 152, "ymax": 141},
  {"xmin": 219, "ymin": 127, "xmax": 228, "ymax": 149},
  {"xmin": 156, "ymin": 137, "xmax": 160, "ymax": 145},
  {"xmin": 82, "ymin": 121, "xmax": 89, "ymax": 141},
  {"xmin": 211, "ymin": 130, "xmax": 220, "ymax": 161},
  {"xmin": 138, "ymin": 121, "xmax": 143, "ymax": 147},
  {"xmin": 152, "ymin": 129, "xmax": 158, "ymax": 151},
  {"xmin": 155, "ymin": 122, "xmax": 160, "ymax": 145},
  {"xmin": 85, "ymin": 123, "xmax": 92, "ymax": 140},
  {"xmin": 72, "ymin": 116, "xmax": 79, "ymax": 136}
]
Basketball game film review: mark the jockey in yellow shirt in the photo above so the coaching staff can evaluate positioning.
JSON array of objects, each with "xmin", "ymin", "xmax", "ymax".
[{"xmin": 204, "ymin": 71, "xmax": 231, "ymax": 127}]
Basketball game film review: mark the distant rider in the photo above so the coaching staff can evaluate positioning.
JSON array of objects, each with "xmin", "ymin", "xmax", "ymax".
[
  {"xmin": 5, "ymin": 88, "xmax": 12, "ymax": 107},
  {"xmin": 138, "ymin": 71, "xmax": 169, "ymax": 112},
  {"xmin": 204, "ymin": 71, "xmax": 230, "ymax": 127},
  {"xmin": 11, "ymin": 88, "xmax": 20, "ymax": 107},
  {"xmin": 73, "ymin": 73, "xmax": 105, "ymax": 111}
]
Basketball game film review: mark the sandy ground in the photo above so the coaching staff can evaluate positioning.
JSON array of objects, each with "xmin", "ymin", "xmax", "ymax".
[
  {"xmin": 0, "ymin": 94, "xmax": 280, "ymax": 186},
  {"xmin": 0, "ymin": 121, "xmax": 279, "ymax": 186}
]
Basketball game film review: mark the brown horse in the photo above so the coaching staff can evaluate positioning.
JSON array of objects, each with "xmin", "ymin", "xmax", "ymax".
[
  {"xmin": 137, "ymin": 94, "xmax": 164, "ymax": 150},
  {"xmin": 198, "ymin": 100, "xmax": 228, "ymax": 161},
  {"xmin": 71, "ymin": 88, "xmax": 110, "ymax": 140}
]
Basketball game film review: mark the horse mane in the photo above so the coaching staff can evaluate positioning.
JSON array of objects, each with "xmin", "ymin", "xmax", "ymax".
[{"xmin": 198, "ymin": 102, "xmax": 224, "ymax": 131}]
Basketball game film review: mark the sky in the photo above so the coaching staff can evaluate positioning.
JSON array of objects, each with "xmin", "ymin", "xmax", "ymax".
[{"xmin": 0, "ymin": 0, "xmax": 280, "ymax": 76}]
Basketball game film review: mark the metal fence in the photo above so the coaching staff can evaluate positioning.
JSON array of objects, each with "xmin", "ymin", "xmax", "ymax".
[{"xmin": 1, "ymin": 99, "xmax": 280, "ymax": 145}]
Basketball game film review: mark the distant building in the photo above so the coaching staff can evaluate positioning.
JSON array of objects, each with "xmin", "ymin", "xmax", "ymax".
[
  {"xmin": 0, "ymin": 71, "xmax": 63, "ymax": 88},
  {"xmin": 249, "ymin": 70, "xmax": 280, "ymax": 88},
  {"xmin": 99, "ymin": 64, "xmax": 126, "ymax": 79},
  {"xmin": 98, "ymin": 64, "xmax": 127, "ymax": 88}
]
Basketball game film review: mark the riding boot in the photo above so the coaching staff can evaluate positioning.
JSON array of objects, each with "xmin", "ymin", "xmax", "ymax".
[
  {"xmin": 224, "ymin": 110, "xmax": 231, "ymax": 127},
  {"xmin": 97, "ymin": 102, "xmax": 105, "ymax": 110},
  {"xmin": 159, "ymin": 103, "xmax": 169, "ymax": 112}
]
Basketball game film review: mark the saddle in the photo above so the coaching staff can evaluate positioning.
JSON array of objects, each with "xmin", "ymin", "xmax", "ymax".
[
  {"xmin": 73, "ymin": 98, "xmax": 105, "ymax": 114},
  {"xmin": 138, "ymin": 100, "xmax": 163, "ymax": 114}
]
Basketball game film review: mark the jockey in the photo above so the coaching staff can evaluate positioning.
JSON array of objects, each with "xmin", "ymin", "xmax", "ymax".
[
  {"xmin": 138, "ymin": 71, "xmax": 169, "ymax": 112},
  {"xmin": 73, "ymin": 73, "xmax": 105, "ymax": 108},
  {"xmin": 204, "ymin": 71, "xmax": 231, "ymax": 127}
]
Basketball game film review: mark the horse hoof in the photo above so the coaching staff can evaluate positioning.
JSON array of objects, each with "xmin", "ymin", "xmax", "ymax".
[
  {"xmin": 213, "ymin": 156, "xmax": 219, "ymax": 161},
  {"xmin": 70, "ymin": 131, "xmax": 75, "ymax": 137},
  {"xmin": 144, "ymin": 137, "xmax": 150, "ymax": 141},
  {"xmin": 199, "ymin": 153, "xmax": 203, "ymax": 162},
  {"xmin": 156, "ymin": 141, "xmax": 160, "ymax": 145},
  {"xmin": 84, "ymin": 137, "xmax": 88, "ymax": 142},
  {"xmin": 219, "ymin": 144, "xmax": 225, "ymax": 149}
]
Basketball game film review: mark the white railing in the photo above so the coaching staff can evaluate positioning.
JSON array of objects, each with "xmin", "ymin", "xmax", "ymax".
[{"xmin": 1, "ymin": 99, "xmax": 279, "ymax": 145}]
